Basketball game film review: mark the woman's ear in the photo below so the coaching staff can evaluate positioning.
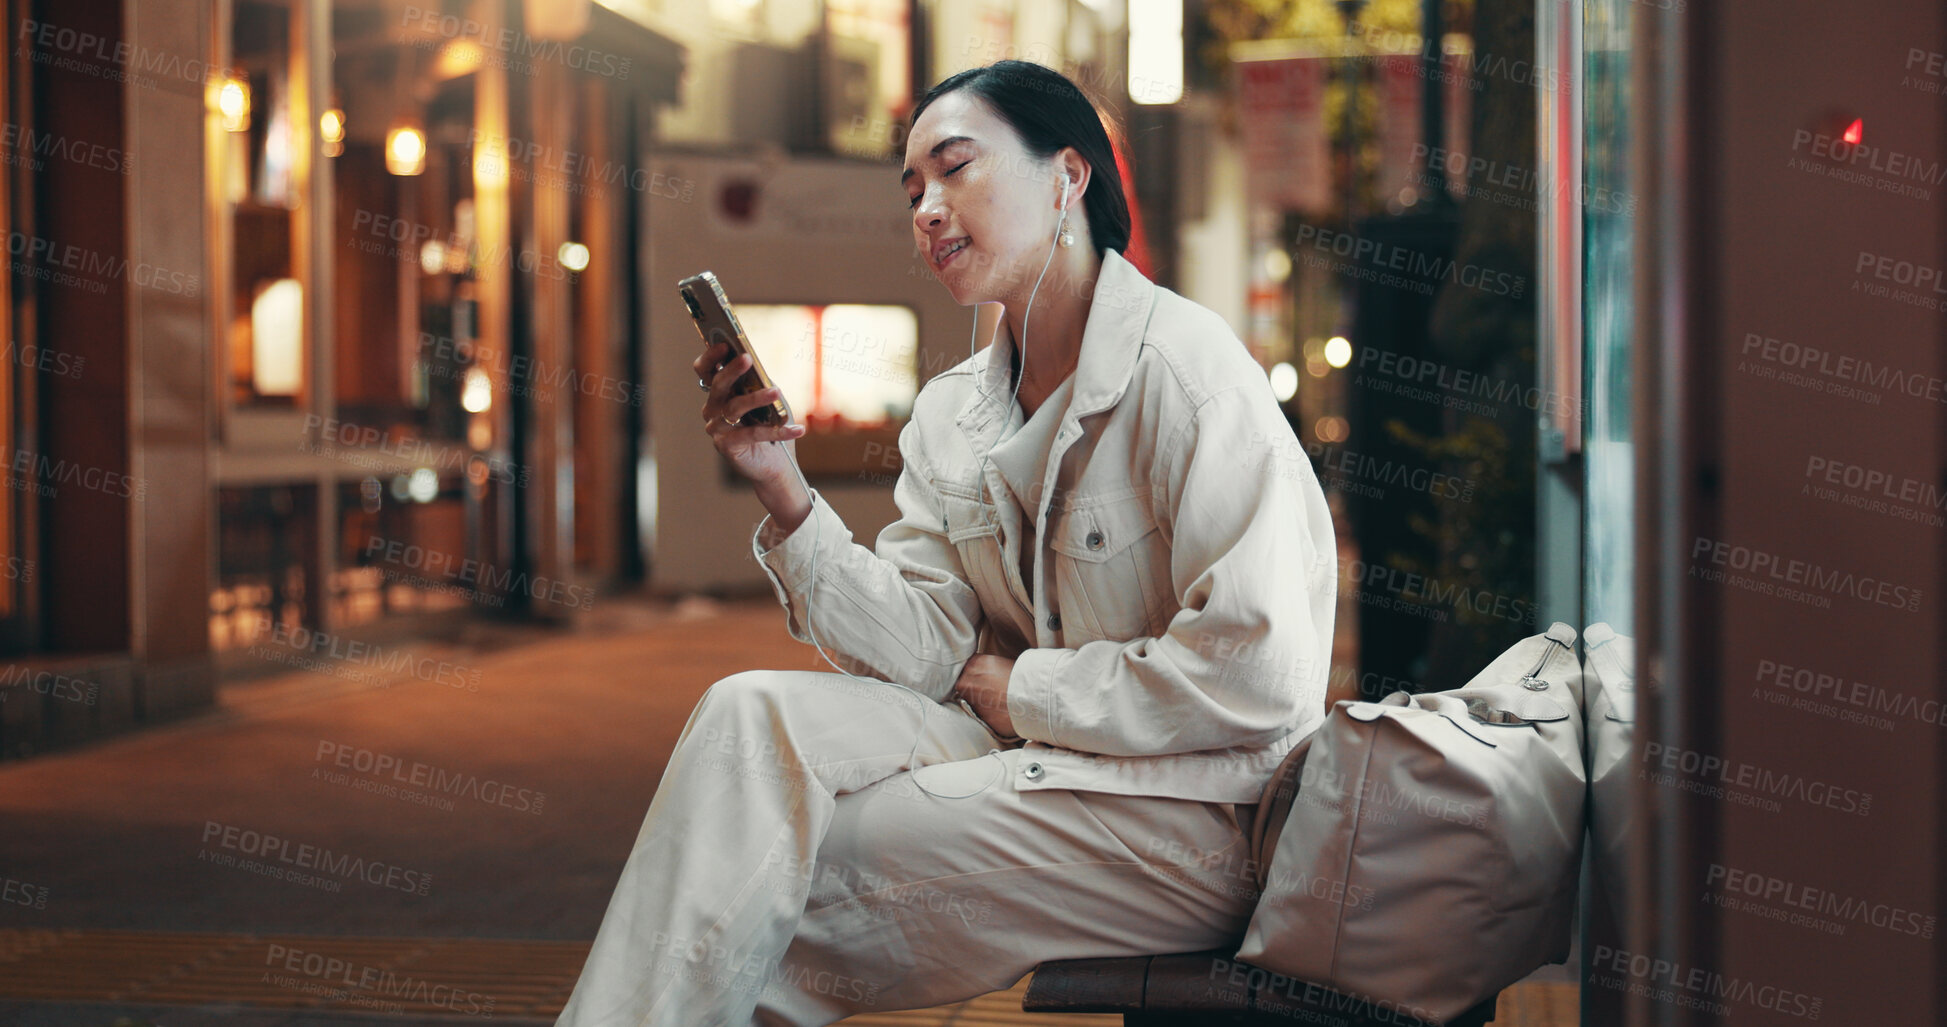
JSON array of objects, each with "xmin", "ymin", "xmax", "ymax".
[{"xmin": 1056, "ymin": 148, "xmax": 1091, "ymax": 211}]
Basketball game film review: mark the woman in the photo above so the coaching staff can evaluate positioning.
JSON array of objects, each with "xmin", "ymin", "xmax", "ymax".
[{"xmin": 557, "ymin": 60, "xmax": 1337, "ymax": 1027}]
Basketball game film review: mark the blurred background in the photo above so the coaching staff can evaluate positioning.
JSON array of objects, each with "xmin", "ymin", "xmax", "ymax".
[{"xmin": 1, "ymin": 0, "xmax": 1943, "ymax": 1024}]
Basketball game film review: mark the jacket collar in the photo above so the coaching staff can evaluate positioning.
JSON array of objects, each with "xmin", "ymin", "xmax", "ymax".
[{"xmin": 956, "ymin": 247, "xmax": 1156, "ymax": 440}]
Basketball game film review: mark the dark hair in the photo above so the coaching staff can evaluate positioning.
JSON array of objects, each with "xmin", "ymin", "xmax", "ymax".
[{"xmin": 909, "ymin": 60, "xmax": 1132, "ymax": 258}]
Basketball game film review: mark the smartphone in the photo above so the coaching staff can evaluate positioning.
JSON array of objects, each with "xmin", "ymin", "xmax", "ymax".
[{"xmin": 678, "ymin": 271, "xmax": 792, "ymax": 428}]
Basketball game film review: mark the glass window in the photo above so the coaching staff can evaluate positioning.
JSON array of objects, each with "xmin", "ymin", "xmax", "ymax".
[
  {"xmin": 1584, "ymin": 0, "xmax": 1635, "ymax": 637},
  {"xmin": 732, "ymin": 302, "xmax": 917, "ymax": 480},
  {"xmin": 735, "ymin": 302, "xmax": 918, "ymax": 429}
]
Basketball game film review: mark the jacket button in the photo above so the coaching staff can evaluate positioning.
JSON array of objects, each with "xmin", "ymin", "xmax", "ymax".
[
  {"xmin": 1047, "ymin": 614, "xmax": 1061, "ymax": 631},
  {"xmin": 1085, "ymin": 530, "xmax": 1105, "ymax": 550},
  {"xmin": 1024, "ymin": 761, "xmax": 1045, "ymax": 780}
]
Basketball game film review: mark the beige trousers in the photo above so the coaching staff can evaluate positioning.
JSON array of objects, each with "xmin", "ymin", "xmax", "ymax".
[{"xmin": 555, "ymin": 669, "xmax": 1261, "ymax": 1027}]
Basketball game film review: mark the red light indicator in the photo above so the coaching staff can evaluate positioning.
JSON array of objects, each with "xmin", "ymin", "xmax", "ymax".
[{"xmin": 1842, "ymin": 118, "xmax": 1863, "ymax": 145}]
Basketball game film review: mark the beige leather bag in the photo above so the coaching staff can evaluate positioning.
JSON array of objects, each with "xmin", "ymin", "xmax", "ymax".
[{"xmin": 1235, "ymin": 622, "xmax": 1587, "ymax": 1023}]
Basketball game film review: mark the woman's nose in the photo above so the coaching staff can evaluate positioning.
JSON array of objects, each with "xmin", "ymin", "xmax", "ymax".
[{"xmin": 913, "ymin": 192, "xmax": 945, "ymax": 232}]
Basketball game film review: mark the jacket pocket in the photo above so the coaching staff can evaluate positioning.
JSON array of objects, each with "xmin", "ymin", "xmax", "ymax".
[
  {"xmin": 937, "ymin": 480, "xmax": 1016, "ymax": 627},
  {"xmin": 1049, "ymin": 493, "xmax": 1167, "ymax": 641}
]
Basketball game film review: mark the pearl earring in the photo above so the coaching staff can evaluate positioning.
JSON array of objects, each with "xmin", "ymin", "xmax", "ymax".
[{"xmin": 1058, "ymin": 217, "xmax": 1075, "ymax": 248}]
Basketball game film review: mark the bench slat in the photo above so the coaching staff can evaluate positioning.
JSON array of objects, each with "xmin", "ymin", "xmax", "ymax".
[
  {"xmin": 1141, "ymin": 952, "xmax": 1255, "ymax": 1012},
  {"xmin": 1021, "ymin": 954, "xmax": 1151, "ymax": 1013},
  {"xmin": 1025, "ymin": 950, "xmax": 1499, "ymax": 1026}
]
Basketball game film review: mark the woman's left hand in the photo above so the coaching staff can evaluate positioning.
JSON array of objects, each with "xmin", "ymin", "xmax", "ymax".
[{"xmin": 953, "ymin": 655, "xmax": 1017, "ymax": 738}]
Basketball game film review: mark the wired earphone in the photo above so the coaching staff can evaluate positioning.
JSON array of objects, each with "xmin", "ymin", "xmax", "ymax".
[{"xmin": 775, "ymin": 170, "xmax": 1076, "ymax": 800}]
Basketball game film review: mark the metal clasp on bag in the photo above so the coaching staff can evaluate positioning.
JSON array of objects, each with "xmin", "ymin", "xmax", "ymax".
[{"xmin": 1520, "ymin": 636, "xmax": 1570, "ymax": 691}]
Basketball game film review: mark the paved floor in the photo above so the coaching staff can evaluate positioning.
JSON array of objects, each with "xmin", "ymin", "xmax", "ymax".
[{"xmin": 0, "ymin": 593, "xmax": 1575, "ymax": 1025}]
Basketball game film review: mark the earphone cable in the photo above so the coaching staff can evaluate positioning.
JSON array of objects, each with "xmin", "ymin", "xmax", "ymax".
[{"xmin": 778, "ymin": 181, "xmax": 1069, "ymax": 799}]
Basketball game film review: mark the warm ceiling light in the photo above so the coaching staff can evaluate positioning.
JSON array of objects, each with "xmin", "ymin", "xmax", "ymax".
[
  {"xmin": 461, "ymin": 367, "xmax": 494, "ymax": 413},
  {"xmin": 556, "ymin": 241, "xmax": 591, "ymax": 272},
  {"xmin": 218, "ymin": 72, "xmax": 251, "ymax": 133},
  {"xmin": 1324, "ymin": 336, "xmax": 1353, "ymax": 368},
  {"xmin": 1269, "ymin": 362, "xmax": 1300, "ymax": 401},
  {"xmin": 320, "ymin": 108, "xmax": 345, "ymax": 157},
  {"xmin": 1264, "ymin": 248, "xmax": 1292, "ymax": 283},
  {"xmin": 386, "ymin": 123, "xmax": 427, "ymax": 176}
]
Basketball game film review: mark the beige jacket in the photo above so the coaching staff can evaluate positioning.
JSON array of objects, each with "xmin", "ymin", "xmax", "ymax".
[{"xmin": 753, "ymin": 249, "xmax": 1337, "ymax": 803}]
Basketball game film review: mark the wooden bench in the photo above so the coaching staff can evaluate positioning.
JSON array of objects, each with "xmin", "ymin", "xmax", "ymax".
[{"xmin": 1023, "ymin": 949, "xmax": 1499, "ymax": 1026}]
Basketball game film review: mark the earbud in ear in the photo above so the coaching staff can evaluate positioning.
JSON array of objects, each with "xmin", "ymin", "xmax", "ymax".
[{"xmin": 1056, "ymin": 175, "xmax": 1076, "ymax": 247}]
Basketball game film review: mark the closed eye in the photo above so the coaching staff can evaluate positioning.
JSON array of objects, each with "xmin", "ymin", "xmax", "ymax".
[{"xmin": 907, "ymin": 160, "xmax": 973, "ymax": 209}]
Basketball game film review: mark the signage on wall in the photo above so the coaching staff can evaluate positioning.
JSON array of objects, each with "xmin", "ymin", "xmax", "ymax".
[{"xmin": 1236, "ymin": 55, "xmax": 1332, "ymax": 214}]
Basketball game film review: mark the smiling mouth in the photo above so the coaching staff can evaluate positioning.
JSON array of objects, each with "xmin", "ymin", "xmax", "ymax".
[{"xmin": 935, "ymin": 238, "xmax": 970, "ymax": 269}]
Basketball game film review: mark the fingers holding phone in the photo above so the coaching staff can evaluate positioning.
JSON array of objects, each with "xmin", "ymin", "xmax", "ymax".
[{"xmin": 696, "ymin": 340, "xmax": 804, "ymax": 481}]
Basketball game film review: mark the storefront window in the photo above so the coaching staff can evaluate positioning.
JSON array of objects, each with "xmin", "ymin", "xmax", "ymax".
[
  {"xmin": 825, "ymin": 0, "xmax": 911, "ymax": 156},
  {"xmin": 222, "ymin": 0, "xmax": 311, "ymax": 409}
]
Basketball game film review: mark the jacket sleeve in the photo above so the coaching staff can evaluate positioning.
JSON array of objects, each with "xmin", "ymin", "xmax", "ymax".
[
  {"xmin": 1004, "ymin": 384, "xmax": 1336, "ymax": 756},
  {"xmin": 751, "ymin": 417, "xmax": 984, "ymax": 700}
]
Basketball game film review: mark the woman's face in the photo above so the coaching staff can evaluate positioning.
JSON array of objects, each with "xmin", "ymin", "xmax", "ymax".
[{"xmin": 902, "ymin": 91, "xmax": 1065, "ymax": 307}]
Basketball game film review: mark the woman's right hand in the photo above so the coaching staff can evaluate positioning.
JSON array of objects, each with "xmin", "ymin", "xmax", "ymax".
[{"xmin": 695, "ymin": 341, "xmax": 812, "ymax": 527}]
